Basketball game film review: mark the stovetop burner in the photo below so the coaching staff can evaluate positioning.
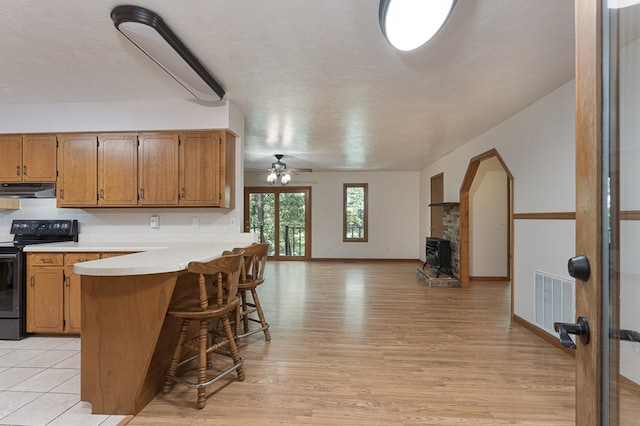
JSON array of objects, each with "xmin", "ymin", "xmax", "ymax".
[{"xmin": 9, "ymin": 219, "xmax": 79, "ymax": 248}]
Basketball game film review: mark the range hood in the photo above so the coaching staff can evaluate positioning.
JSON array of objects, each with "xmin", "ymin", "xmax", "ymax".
[{"xmin": 0, "ymin": 183, "xmax": 56, "ymax": 198}]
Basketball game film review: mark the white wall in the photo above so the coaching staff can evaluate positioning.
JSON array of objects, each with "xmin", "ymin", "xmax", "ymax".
[
  {"xmin": 0, "ymin": 100, "xmax": 234, "ymax": 133},
  {"xmin": 420, "ymin": 80, "xmax": 576, "ymax": 327},
  {"xmin": 0, "ymin": 198, "xmax": 242, "ymax": 236},
  {"xmin": 0, "ymin": 99, "xmax": 245, "ymax": 235},
  {"xmin": 245, "ymin": 171, "xmax": 420, "ymax": 259},
  {"xmin": 469, "ymin": 157, "xmax": 508, "ymax": 277}
]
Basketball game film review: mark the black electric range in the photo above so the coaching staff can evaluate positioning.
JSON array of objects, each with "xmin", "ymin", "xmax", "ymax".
[{"xmin": 0, "ymin": 219, "xmax": 78, "ymax": 339}]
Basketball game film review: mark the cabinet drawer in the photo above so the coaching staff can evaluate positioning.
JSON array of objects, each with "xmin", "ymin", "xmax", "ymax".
[
  {"xmin": 28, "ymin": 253, "xmax": 64, "ymax": 266},
  {"xmin": 65, "ymin": 253, "xmax": 100, "ymax": 265},
  {"xmin": 100, "ymin": 252, "xmax": 133, "ymax": 259}
]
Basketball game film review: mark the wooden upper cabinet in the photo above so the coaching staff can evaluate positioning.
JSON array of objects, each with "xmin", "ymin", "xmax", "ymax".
[
  {"xmin": 218, "ymin": 130, "xmax": 236, "ymax": 209},
  {"xmin": 0, "ymin": 135, "xmax": 22, "ymax": 182},
  {"xmin": 23, "ymin": 135, "xmax": 57, "ymax": 182},
  {"xmin": 179, "ymin": 132, "xmax": 220, "ymax": 206},
  {"xmin": 0, "ymin": 134, "xmax": 56, "ymax": 182},
  {"xmin": 138, "ymin": 133, "xmax": 179, "ymax": 205},
  {"xmin": 40, "ymin": 129, "xmax": 233, "ymax": 208},
  {"xmin": 178, "ymin": 130, "xmax": 235, "ymax": 207},
  {"xmin": 57, "ymin": 134, "xmax": 98, "ymax": 207},
  {"xmin": 98, "ymin": 134, "xmax": 138, "ymax": 206}
]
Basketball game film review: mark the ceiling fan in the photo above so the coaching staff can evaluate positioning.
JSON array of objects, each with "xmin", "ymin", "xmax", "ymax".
[{"xmin": 266, "ymin": 154, "xmax": 312, "ymax": 185}]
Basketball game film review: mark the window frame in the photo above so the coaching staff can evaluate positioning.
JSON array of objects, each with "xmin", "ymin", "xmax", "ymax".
[{"xmin": 343, "ymin": 183, "xmax": 368, "ymax": 242}]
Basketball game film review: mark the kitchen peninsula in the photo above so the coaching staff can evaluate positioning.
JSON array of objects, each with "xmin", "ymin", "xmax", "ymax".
[{"xmin": 24, "ymin": 233, "xmax": 256, "ymax": 415}]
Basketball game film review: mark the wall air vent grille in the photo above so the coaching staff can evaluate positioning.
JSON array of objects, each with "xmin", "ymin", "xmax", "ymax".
[{"xmin": 534, "ymin": 270, "xmax": 575, "ymax": 333}]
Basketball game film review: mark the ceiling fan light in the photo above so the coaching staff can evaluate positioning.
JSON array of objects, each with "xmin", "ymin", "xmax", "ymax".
[
  {"xmin": 379, "ymin": 0, "xmax": 456, "ymax": 51},
  {"xmin": 111, "ymin": 5, "xmax": 225, "ymax": 101},
  {"xmin": 280, "ymin": 173, "xmax": 292, "ymax": 185},
  {"xmin": 267, "ymin": 172, "xmax": 278, "ymax": 185}
]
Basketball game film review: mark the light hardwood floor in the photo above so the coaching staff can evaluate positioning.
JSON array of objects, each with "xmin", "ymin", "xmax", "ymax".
[{"xmin": 127, "ymin": 261, "xmax": 577, "ymax": 425}]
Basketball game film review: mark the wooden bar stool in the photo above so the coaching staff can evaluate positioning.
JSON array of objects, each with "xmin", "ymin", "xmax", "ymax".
[
  {"xmin": 234, "ymin": 242, "xmax": 271, "ymax": 341},
  {"xmin": 162, "ymin": 250, "xmax": 245, "ymax": 409}
]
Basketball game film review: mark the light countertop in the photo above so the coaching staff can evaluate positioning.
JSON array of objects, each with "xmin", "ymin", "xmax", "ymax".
[
  {"xmin": 72, "ymin": 242, "xmax": 249, "ymax": 276},
  {"xmin": 23, "ymin": 233, "xmax": 256, "ymax": 277},
  {"xmin": 23, "ymin": 240, "xmax": 167, "ymax": 253}
]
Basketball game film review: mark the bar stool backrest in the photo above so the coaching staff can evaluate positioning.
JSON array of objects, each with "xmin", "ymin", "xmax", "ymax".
[
  {"xmin": 237, "ymin": 242, "xmax": 269, "ymax": 285},
  {"xmin": 186, "ymin": 250, "xmax": 244, "ymax": 310}
]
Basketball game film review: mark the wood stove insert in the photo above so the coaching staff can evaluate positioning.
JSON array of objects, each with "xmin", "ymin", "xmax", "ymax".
[{"xmin": 422, "ymin": 237, "xmax": 451, "ymax": 277}]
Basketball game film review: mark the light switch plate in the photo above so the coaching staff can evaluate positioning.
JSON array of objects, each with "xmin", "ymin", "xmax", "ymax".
[{"xmin": 150, "ymin": 215, "xmax": 159, "ymax": 229}]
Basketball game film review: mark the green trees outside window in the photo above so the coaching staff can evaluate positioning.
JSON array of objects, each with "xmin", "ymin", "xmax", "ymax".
[
  {"xmin": 343, "ymin": 183, "xmax": 368, "ymax": 242},
  {"xmin": 247, "ymin": 188, "xmax": 309, "ymax": 258}
]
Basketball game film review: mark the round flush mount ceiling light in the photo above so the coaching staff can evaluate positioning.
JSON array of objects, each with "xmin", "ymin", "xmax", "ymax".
[{"xmin": 379, "ymin": 0, "xmax": 456, "ymax": 51}]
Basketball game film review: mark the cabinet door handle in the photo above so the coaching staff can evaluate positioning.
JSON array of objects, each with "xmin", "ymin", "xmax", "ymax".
[
  {"xmin": 16, "ymin": 165, "xmax": 20, "ymax": 176},
  {"xmin": 181, "ymin": 188, "xmax": 186, "ymax": 199},
  {"xmin": 30, "ymin": 277, "xmax": 35, "ymax": 287},
  {"xmin": 139, "ymin": 188, "xmax": 144, "ymax": 199},
  {"xmin": 23, "ymin": 165, "xmax": 27, "ymax": 176},
  {"xmin": 65, "ymin": 276, "xmax": 70, "ymax": 287},
  {"xmin": 60, "ymin": 189, "xmax": 64, "ymax": 199},
  {"xmin": 99, "ymin": 189, "xmax": 104, "ymax": 199}
]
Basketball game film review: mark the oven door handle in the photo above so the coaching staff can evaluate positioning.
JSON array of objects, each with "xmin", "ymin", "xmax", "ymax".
[{"xmin": 0, "ymin": 252, "xmax": 20, "ymax": 261}]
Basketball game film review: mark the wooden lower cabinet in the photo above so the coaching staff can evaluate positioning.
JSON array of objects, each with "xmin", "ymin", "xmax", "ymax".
[
  {"xmin": 26, "ymin": 253, "xmax": 64, "ymax": 333},
  {"xmin": 27, "ymin": 252, "xmax": 130, "ymax": 334},
  {"xmin": 63, "ymin": 253, "xmax": 100, "ymax": 333},
  {"xmin": 100, "ymin": 252, "xmax": 133, "ymax": 259}
]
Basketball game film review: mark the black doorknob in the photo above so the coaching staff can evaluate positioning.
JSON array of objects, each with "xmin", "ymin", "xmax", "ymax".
[
  {"xmin": 554, "ymin": 317, "xmax": 590, "ymax": 349},
  {"xmin": 568, "ymin": 255, "xmax": 590, "ymax": 281}
]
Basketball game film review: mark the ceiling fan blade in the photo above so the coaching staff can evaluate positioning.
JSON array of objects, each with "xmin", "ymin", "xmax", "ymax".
[{"xmin": 288, "ymin": 168, "xmax": 313, "ymax": 173}]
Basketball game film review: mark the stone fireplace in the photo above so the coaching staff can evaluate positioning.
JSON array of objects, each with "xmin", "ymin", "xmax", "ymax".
[
  {"xmin": 442, "ymin": 203, "xmax": 460, "ymax": 278},
  {"xmin": 417, "ymin": 202, "xmax": 461, "ymax": 287}
]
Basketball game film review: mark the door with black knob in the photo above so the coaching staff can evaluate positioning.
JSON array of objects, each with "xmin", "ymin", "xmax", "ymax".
[{"xmin": 574, "ymin": 2, "xmax": 640, "ymax": 424}]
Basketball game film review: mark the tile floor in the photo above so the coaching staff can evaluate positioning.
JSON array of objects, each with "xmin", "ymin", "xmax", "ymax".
[{"xmin": 0, "ymin": 336, "xmax": 126, "ymax": 426}]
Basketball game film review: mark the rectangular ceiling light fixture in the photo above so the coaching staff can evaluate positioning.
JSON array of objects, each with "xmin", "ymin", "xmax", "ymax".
[{"xmin": 111, "ymin": 5, "xmax": 225, "ymax": 101}]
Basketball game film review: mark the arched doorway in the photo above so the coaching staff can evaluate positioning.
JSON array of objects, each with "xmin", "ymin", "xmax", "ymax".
[{"xmin": 459, "ymin": 149, "xmax": 513, "ymax": 296}]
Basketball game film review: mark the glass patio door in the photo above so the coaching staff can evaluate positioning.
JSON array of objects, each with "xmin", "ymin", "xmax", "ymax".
[
  {"xmin": 604, "ymin": 2, "xmax": 640, "ymax": 423},
  {"xmin": 244, "ymin": 187, "xmax": 311, "ymax": 260},
  {"xmin": 571, "ymin": 2, "xmax": 640, "ymax": 424}
]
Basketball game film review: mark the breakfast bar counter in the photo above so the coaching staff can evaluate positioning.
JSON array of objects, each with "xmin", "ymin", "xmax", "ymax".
[{"xmin": 27, "ymin": 234, "xmax": 255, "ymax": 415}]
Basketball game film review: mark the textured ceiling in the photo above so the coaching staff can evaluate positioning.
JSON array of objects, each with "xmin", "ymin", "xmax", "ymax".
[{"xmin": 0, "ymin": 0, "xmax": 575, "ymax": 172}]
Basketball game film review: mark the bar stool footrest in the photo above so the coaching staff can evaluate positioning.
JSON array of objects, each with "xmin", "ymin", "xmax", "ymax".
[
  {"xmin": 165, "ymin": 356, "xmax": 244, "ymax": 390},
  {"xmin": 236, "ymin": 322, "xmax": 270, "ymax": 339}
]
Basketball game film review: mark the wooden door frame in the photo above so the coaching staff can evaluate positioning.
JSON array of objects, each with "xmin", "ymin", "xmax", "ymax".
[
  {"xmin": 244, "ymin": 186, "xmax": 312, "ymax": 261},
  {"xmin": 575, "ymin": 1, "xmax": 603, "ymax": 424},
  {"xmin": 459, "ymin": 149, "xmax": 513, "ymax": 296}
]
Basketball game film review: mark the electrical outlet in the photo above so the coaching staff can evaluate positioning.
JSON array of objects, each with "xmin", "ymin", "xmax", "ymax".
[
  {"xmin": 229, "ymin": 216, "xmax": 236, "ymax": 226},
  {"xmin": 150, "ymin": 215, "xmax": 159, "ymax": 229},
  {"xmin": 192, "ymin": 217, "xmax": 200, "ymax": 228}
]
